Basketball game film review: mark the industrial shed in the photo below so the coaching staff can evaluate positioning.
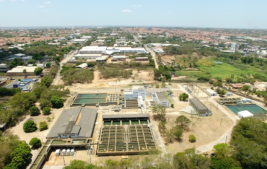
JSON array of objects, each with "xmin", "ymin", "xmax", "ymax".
[
  {"xmin": 189, "ymin": 98, "xmax": 211, "ymax": 116},
  {"xmin": 136, "ymin": 57, "xmax": 148, "ymax": 61},
  {"xmin": 112, "ymin": 55, "xmax": 126, "ymax": 61},
  {"xmin": 206, "ymin": 89, "xmax": 217, "ymax": 96},
  {"xmin": 46, "ymin": 107, "xmax": 98, "ymax": 139},
  {"xmin": 76, "ymin": 63, "xmax": 88, "ymax": 69}
]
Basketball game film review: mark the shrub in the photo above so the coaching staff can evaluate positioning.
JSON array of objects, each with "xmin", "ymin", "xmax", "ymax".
[
  {"xmin": 39, "ymin": 99, "xmax": 51, "ymax": 109},
  {"xmin": 29, "ymin": 137, "xmax": 41, "ymax": 149},
  {"xmin": 189, "ymin": 134, "xmax": 196, "ymax": 142},
  {"xmin": 51, "ymin": 96, "xmax": 64, "ymax": 108},
  {"xmin": 34, "ymin": 67, "xmax": 43, "ymax": 75},
  {"xmin": 23, "ymin": 120, "xmax": 37, "ymax": 133},
  {"xmin": 43, "ymin": 107, "xmax": 51, "ymax": 115},
  {"xmin": 30, "ymin": 106, "xmax": 40, "ymax": 116},
  {"xmin": 39, "ymin": 121, "xmax": 48, "ymax": 131},
  {"xmin": 47, "ymin": 117, "xmax": 52, "ymax": 122},
  {"xmin": 179, "ymin": 93, "xmax": 189, "ymax": 101}
]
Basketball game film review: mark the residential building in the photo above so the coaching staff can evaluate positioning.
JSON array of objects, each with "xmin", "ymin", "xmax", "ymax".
[
  {"xmin": 190, "ymin": 98, "xmax": 211, "ymax": 116},
  {"xmin": 136, "ymin": 57, "xmax": 148, "ymax": 61},
  {"xmin": 0, "ymin": 64, "xmax": 8, "ymax": 72},
  {"xmin": 6, "ymin": 53, "xmax": 33, "ymax": 62}
]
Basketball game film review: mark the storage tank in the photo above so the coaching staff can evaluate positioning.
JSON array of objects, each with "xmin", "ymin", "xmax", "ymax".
[
  {"xmin": 71, "ymin": 149, "xmax": 75, "ymax": 156},
  {"xmin": 66, "ymin": 149, "xmax": 70, "ymax": 155},
  {"xmin": 62, "ymin": 149, "xmax": 66, "ymax": 156}
]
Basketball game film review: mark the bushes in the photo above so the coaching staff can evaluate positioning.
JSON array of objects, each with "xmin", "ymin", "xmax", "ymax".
[
  {"xmin": 0, "ymin": 88, "xmax": 21, "ymax": 96},
  {"xmin": 39, "ymin": 98, "xmax": 52, "ymax": 109},
  {"xmin": 29, "ymin": 138, "xmax": 41, "ymax": 149},
  {"xmin": 60, "ymin": 67, "xmax": 94, "ymax": 85},
  {"xmin": 189, "ymin": 134, "xmax": 196, "ymax": 142},
  {"xmin": 42, "ymin": 107, "xmax": 51, "ymax": 115},
  {"xmin": 51, "ymin": 96, "xmax": 64, "ymax": 108},
  {"xmin": 179, "ymin": 93, "xmax": 188, "ymax": 101},
  {"xmin": 9, "ymin": 92, "xmax": 36, "ymax": 112},
  {"xmin": 39, "ymin": 121, "xmax": 48, "ymax": 131},
  {"xmin": 30, "ymin": 106, "xmax": 40, "ymax": 116},
  {"xmin": 23, "ymin": 120, "xmax": 37, "ymax": 133},
  {"xmin": 34, "ymin": 67, "xmax": 43, "ymax": 75},
  {"xmin": 99, "ymin": 66, "xmax": 132, "ymax": 79}
]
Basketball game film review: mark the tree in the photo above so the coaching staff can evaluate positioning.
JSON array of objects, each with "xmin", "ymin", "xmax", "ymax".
[
  {"xmin": 173, "ymin": 148, "xmax": 211, "ymax": 169},
  {"xmin": 213, "ymin": 143, "xmax": 231, "ymax": 158},
  {"xmin": 242, "ymin": 85, "xmax": 250, "ymax": 93},
  {"xmin": 158, "ymin": 120, "xmax": 167, "ymax": 133},
  {"xmin": 30, "ymin": 106, "xmax": 40, "ymax": 116},
  {"xmin": 189, "ymin": 134, "xmax": 196, "ymax": 142},
  {"xmin": 39, "ymin": 121, "xmax": 48, "ymax": 131},
  {"xmin": 23, "ymin": 69, "xmax": 27, "ymax": 74},
  {"xmin": 152, "ymin": 104, "xmax": 166, "ymax": 121},
  {"xmin": 10, "ymin": 156, "xmax": 26, "ymax": 169},
  {"xmin": 39, "ymin": 99, "xmax": 51, "ymax": 109},
  {"xmin": 172, "ymin": 126, "xmax": 183, "ymax": 141},
  {"xmin": 165, "ymin": 129, "xmax": 175, "ymax": 143},
  {"xmin": 9, "ymin": 92, "xmax": 36, "ymax": 112},
  {"xmin": 211, "ymin": 156, "xmax": 241, "ymax": 169},
  {"xmin": 50, "ymin": 96, "xmax": 64, "ymax": 108},
  {"xmin": 42, "ymin": 107, "xmax": 51, "ymax": 115},
  {"xmin": 11, "ymin": 143, "xmax": 31, "ymax": 168},
  {"xmin": 179, "ymin": 93, "xmax": 189, "ymax": 101},
  {"xmin": 23, "ymin": 120, "xmax": 37, "ymax": 133},
  {"xmin": 34, "ymin": 67, "xmax": 43, "ymax": 75},
  {"xmin": 46, "ymin": 62, "xmax": 51, "ymax": 67},
  {"xmin": 41, "ymin": 75, "xmax": 53, "ymax": 87},
  {"xmin": 29, "ymin": 138, "xmax": 41, "ymax": 149},
  {"xmin": 3, "ymin": 163, "xmax": 18, "ymax": 169},
  {"xmin": 175, "ymin": 115, "xmax": 191, "ymax": 130},
  {"xmin": 216, "ymin": 88, "xmax": 226, "ymax": 96}
]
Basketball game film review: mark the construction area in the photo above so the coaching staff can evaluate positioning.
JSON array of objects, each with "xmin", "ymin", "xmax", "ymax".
[
  {"xmin": 97, "ymin": 114, "xmax": 156, "ymax": 156},
  {"xmin": 71, "ymin": 93, "xmax": 122, "ymax": 107},
  {"xmin": 183, "ymin": 83, "xmax": 209, "ymax": 98}
]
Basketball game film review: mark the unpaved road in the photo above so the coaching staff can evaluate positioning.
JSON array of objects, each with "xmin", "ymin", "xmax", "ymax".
[{"xmin": 52, "ymin": 50, "xmax": 78, "ymax": 85}]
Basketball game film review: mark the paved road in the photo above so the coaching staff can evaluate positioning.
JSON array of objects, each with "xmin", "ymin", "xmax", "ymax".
[
  {"xmin": 52, "ymin": 50, "xmax": 78, "ymax": 85},
  {"xmin": 144, "ymin": 44, "xmax": 159, "ymax": 69}
]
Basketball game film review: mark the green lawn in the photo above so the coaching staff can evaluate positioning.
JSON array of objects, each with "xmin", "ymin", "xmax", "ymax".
[
  {"xmin": 176, "ymin": 71, "xmax": 203, "ymax": 78},
  {"xmin": 200, "ymin": 63, "xmax": 246, "ymax": 79},
  {"xmin": 199, "ymin": 63, "xmax": 267, "ymax": 80}
]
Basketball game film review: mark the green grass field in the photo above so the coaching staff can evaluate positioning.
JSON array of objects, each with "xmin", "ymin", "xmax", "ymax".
[{"xmin": 199, "ymin": 63, "xmax": 267, "ymax": 79}]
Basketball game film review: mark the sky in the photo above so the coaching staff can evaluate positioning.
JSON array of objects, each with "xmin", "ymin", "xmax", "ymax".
[{"xmin": 0, "ymin": 0, "xmax": 266, "ymax": 29}]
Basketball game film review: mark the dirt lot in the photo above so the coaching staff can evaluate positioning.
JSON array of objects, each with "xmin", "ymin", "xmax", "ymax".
[
  {"xmin": 151, "ymin": 101, "xmax": 234, "ymax": 155},
  {"xmin": 64, "ymin": 70, "xmax": 155, "ymax": 91}
]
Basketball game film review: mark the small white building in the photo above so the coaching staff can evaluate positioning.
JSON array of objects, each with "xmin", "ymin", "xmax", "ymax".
[
  {"xmin": 76, "ymin": 63, "xmax": 88, "ymax": 69},
  {"xmin": 151, "ymin": 92, "xmax": 170, "ymax": 108},
  {"xmin": 75, "ymin": 54, "xmax": 102, "ymax": 59},
  {"xmin": 206, "ymin": 89, "xmax": 217, "ymax": 96},
  {"xmin": 238, "ymin": 110, "xmax": 253, "ymax": 118},
  {"xmin": 226, "ymin": 92, "xmax": 233, "ymax": 96},
  {"xmin": 124, "ymin": 86, "xmax": 146, "ymax": 101}
]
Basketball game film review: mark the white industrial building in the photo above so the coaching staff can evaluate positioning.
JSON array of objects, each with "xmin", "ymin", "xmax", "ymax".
[
  {"xmin": 6, "ymin": 66, "xmax": 38, "ymax": 76},
  {"xmin": 70, "ymin": 39, "xmax": 87, "ymax": 45},
  {"xmin": 151, "ymin": 92, "xmax": 170, "ymax": 108},
  {"xmin": 206, "ymin": 89, "xmax": 218, "ymax": 96},
  {"xmin": 238, "ymin": 110, "xmax": 253, "ymax": 118},
  {"xmin": 79, "ymin": 46, "xmax": 107, "ymax": 54},
  {"xmin": 124, "ymin": 86, "xmax": 146, "ymax": 101},
  {"xmin": 75, "ymin": 54, "xmax": 103, "ymax": 59},
  {"xmin": 81, "ymin": 36, "xmax": 92, "ymax": 40}
]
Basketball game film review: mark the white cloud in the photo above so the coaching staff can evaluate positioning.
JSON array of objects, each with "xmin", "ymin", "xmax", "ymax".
[
  {"xmin": 133, "ymin": 5, "xmax": 142, "ymax": 7},
  {"xmin": 122, "ymin": 9, "xmax": 132, "ymax": 13},
  {"xmin": 37, "ymin": 5, "xmax": 45, "ymax": 8},
  {"xmin": 0, "ymin": 0, "xmax": 4, "ymax": 2},
  {"xmin": 9, "ymin": 0, "xmax": 16, "ymax": 2},
  {"xmin": 44, "ymin": 1, "xmax": 50, "ymax": 4}
]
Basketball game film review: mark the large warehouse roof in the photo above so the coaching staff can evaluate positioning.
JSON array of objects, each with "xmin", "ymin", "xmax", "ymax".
[
  {"xmin": 7, "ymin": 66, "xmax": 37, "ymax": 73},
  {"xmin": 190, "ymin": 98, "xmax": 208, "ymax": 112},
  {"xmin": 46, "ymin": 107, "xmax": 98, "ymax": 138}
]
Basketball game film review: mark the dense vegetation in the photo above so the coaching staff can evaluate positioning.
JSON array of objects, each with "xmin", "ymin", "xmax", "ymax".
[
  {"xmin": 99, "ymin": 65, "xmax": 132, "ymax": 79},
  {"xmin": 0, "ymin": 88, "xmax": 21, "ymax": 96},
  {"xmin": 60, "ymin": 66, "xmax": 94, "ymax": 85}
]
